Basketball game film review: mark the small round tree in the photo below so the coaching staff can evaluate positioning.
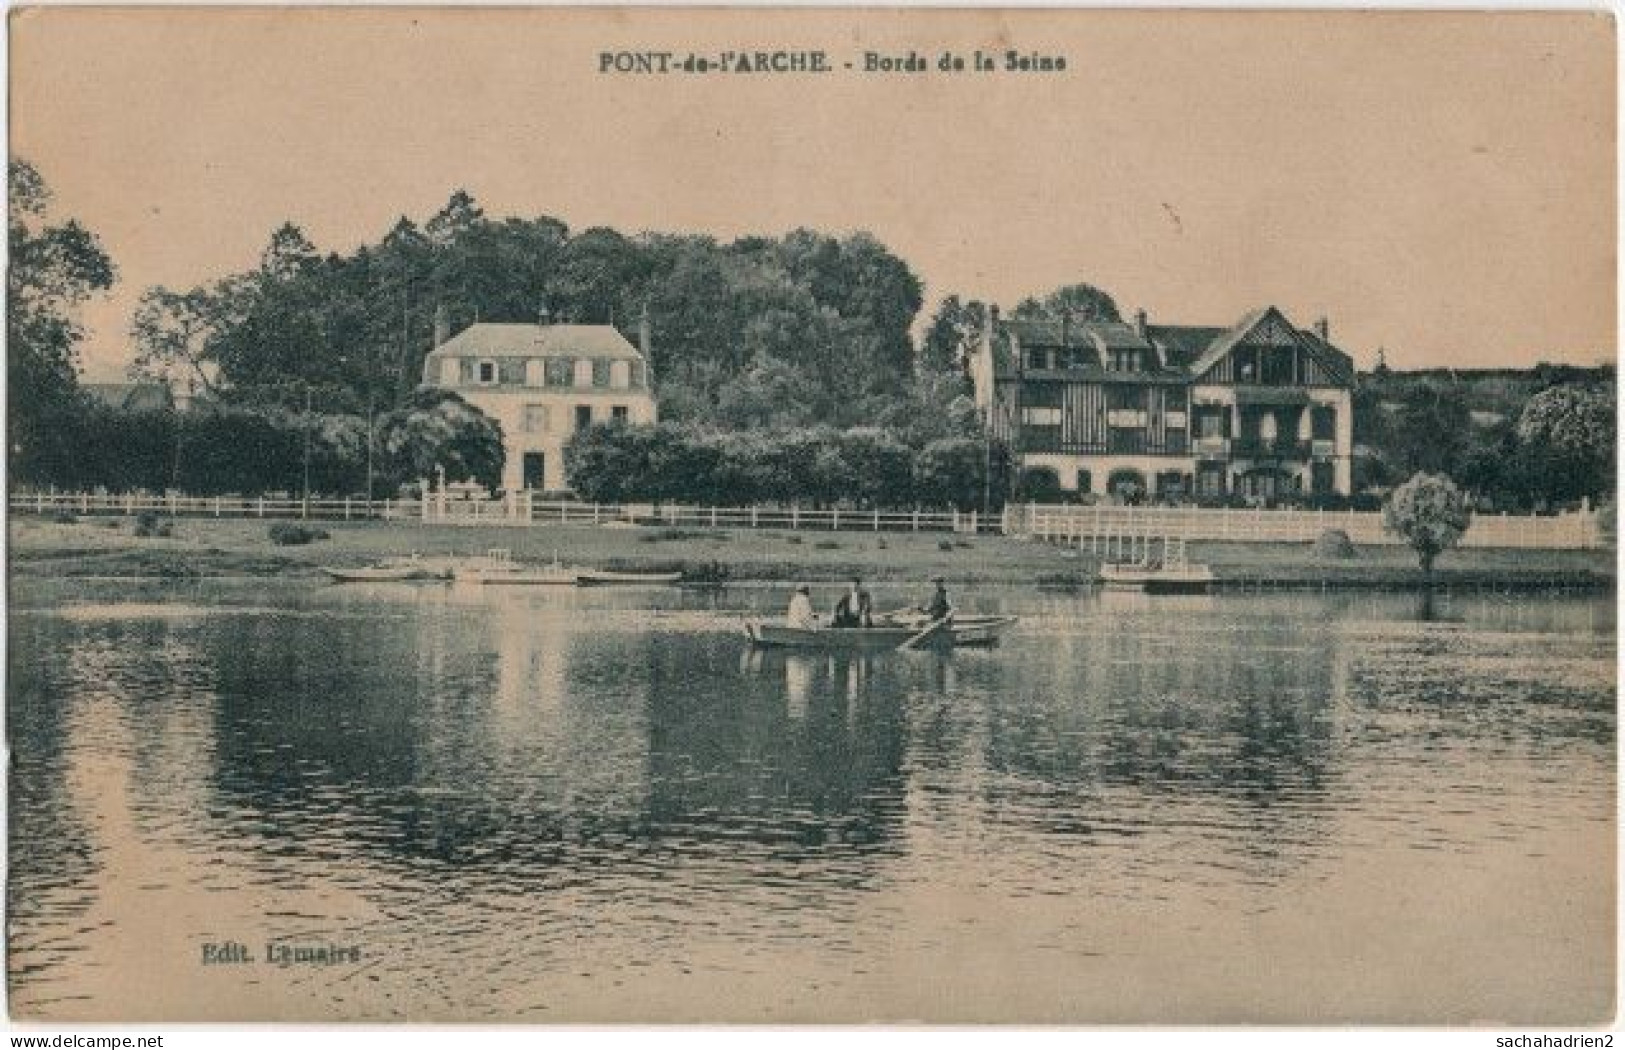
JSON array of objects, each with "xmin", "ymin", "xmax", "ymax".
[{"xmin": 1383, "ymin": 472, "xmax": 1472, "ymax": 580}]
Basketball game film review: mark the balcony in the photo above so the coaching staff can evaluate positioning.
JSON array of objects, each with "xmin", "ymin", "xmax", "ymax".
[
  {"xmin": 1232, "ymin": 437, "xmax": 1311, "ymax": 460},
  {"xmin": 1193, "ymin": 436, "xmax": 1230, "ymax": 458}
]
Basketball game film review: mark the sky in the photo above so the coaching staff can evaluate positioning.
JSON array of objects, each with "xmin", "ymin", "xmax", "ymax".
[{"xmin": 9, "ymin": 7, "xmax": 1616, "ymax": 381}]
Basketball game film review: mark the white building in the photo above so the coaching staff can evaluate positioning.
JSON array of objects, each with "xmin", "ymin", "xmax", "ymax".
[{"xmin": 422, "ymin": 310, "xmax": 659, "ymax": 493}]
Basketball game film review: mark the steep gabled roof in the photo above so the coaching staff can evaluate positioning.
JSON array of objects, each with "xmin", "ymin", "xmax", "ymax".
[
  {"xmin": 986, "ymin": 306, "xmax": 1356, "ymax": 386},
  {"xmin": 1185, "ymin": 307, "xmax": 1277, "ymax": 378},
  {"xmin": 424, "ymin": 323, "xmax": 644, "ymax": 361},
  {"xmin": 1006, "ymin": 319, "xmax": 1153, "ymax": 352},
  {"xmin": 1295, "ymin": 328, "xmax": 1356, "ymax": 386},
  {"xmin": 1184, "ymin": 306, "xmax": 1356, "ymax": 386},
  {"xmin": 1145, "ymin": 325, "xmax": 1228, "ymax": 370}
]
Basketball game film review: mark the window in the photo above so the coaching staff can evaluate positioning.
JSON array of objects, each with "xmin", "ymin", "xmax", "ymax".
[
  {"xmin": 1021, "ymin": 407, "xmax": 1061, "ymax": 425},
  {"xmin": 610, "ymin": 361, "xmax": 631, "ymax": 389},
  {"xmin": 522, "ymin": 405, "xmax": 550, "ymax": 433},
  {"xmin": 1026, "ymin": 348, "xmax": 1047, "ymax": 370},
  {"xmin": 611, "ymin": 405, "xmax": 629, "ymax": 423},
  {"xmin": 574, "ymin": 359, "xmax": 594, "ymax": 387},
  {"xmin": 1198, "ymin": 412, "xmax": 1226, "ymax": 439},
  {"xmin": 1197, "ymin": 468, "xmax": 1226, "ymax": 497},
  {"xmin": 1312, "ymin": 405, "xmax": 1336, "ymax": 440},
  {"xmin": 592, "ymin": 360, "xmax": 612, "ymax": 387},
  {"xmin": 575, "ymin": 405, "xmax": 593, "ymax": 431},
  {"xmin": 1110, "ymin": 350, "xmax": 1141, "ymax": 373},
  {"xmin": 477, "ymin": 360, "xmax": 497, "ymax": 385},
  {"xmin": 525, "ymin": 360, "xmax": 545, "ymax": 387},
  {"xmin": 1076, "ymin": 470, "xmax": 1092, "ymax": 495},
  {"xmin": 545, "ymin": 358, "xmax": 573, "ymax": 387},
  {"xmin": 1107, "ymin": 408, "xmax": 1147, "ymax": 428},
  {"xmin": 1165, "ymin": 411, "xmax": 1187, "ymax": 430},
  {"xmin": 1262, "ymin": 348, "xmax": 1296, "ymax": 386}
]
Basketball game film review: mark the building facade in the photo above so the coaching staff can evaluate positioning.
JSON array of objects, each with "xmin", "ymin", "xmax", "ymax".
[
  {"xmin": 422, "ymin": 310, "xmax": 659, "ymax": 493},
  {"xmin": 970, "ymin": 305, "xmax": 1356, "ymax": 502}
]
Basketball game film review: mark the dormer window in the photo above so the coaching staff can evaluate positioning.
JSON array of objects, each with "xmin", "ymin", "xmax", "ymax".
[
  {"xmin": 476, "ymin": 360, "xmax": 497, "ymax": 385},
  {"xmin": 1109, "ymin": 349, "xmax": 1142, "ymax": 373}
]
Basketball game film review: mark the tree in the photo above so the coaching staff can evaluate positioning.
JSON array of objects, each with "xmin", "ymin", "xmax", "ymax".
[
  {"xmin": 1515, "ymin": 384, "xmax": 1615, "ymax": 503},
  {"xmin": 129, "ymin": 284, "xmax": 233, "ymax": 396},
  {"xmin": 1383, "ymin": 472, "xmax": 1472, "ymax": 579},
  {"xmin": 8, "ymin": 159, "xmax": 116, "ymax": 476},
  {"xmin": 1011, "ymin": 283, "xmax": 1121, "ymax": 324},
  {"xmin": 375, "ymin": 389, "xmax": 504, "ymax": 491},
  {"xmin": 919, "ymin": 295, "xmax": 986, "ymax": 375},
  {"xmin": 1391, "ymin": 380, "xmax": 1472, "ymax": 477}
]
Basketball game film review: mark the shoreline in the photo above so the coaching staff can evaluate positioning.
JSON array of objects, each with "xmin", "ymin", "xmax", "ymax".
[{"xmin": 8, "ymin": 517, "xmax": 1615, "ymax": 593}]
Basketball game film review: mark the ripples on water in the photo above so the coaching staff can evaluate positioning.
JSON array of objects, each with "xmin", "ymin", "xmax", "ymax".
[{"xmin": 8, "ymin": 581, "xmax": 1615, "ymax": 1022}]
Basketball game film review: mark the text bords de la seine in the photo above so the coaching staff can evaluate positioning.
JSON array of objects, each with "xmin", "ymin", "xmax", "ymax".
[{"xmin": 599, "ymin": 49, "xmax": 1066, "ymax": 75}]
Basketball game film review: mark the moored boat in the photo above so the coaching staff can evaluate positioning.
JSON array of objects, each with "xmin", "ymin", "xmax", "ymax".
[
  {"xmin": 453, "ymin": 548, "xmax": 578, "ymax": 585},
  {"xmin": 1099, "ymin": 562, "xmax": 1216, "ymax": 594},
  {"xmin": 321, "ymin": 556, "xmax": 452, "ymax": 583},
  {"xmin": 575, "ymin": 569, "xmax": 684, "ymax": 586},
  {"xmin": 1098, "ymin": 537, "xmax": 1214, "ymax": 594}
]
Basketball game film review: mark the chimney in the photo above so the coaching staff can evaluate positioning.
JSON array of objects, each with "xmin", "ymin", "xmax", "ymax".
[
  {"xmin": 1133, "ymin": 308, "xmax": 1148, "ymax": 340},
  {"xmin": 638, "ymin": 301, "xmax": 652, "ymax": 357},
  {"xmin": 1314, "ymin": 316, "xmax": 1329, "ymax": 341},
  {"xmin": 537, "ymin": 302, "xmax": 551, "ymax": 327},
  {"xmin": 432, "ymin": 303, "xmax": 449, "ymax": 347},
  {"xmin": 985, "ymin": 303, "xmax": 999, "ymax": 348}
]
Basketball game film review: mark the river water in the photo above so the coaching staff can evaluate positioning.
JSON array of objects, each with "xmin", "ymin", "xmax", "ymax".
[{"xmin": 7, "ymin": 579, "xmax": 1615, "ymax": 1023}]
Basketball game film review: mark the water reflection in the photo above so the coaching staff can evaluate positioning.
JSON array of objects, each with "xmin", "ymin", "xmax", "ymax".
[{"xmin": 7, "ymin": 581, "xmax": 1615, "ymax": 1022}]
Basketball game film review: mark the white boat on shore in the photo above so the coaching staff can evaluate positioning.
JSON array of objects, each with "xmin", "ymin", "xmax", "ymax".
[
  {"xmin": 321, "ymin": 555, "xmax": 452, "ymax": 583},
  {"xmin": 453, "ymin": 549, "xmax": 578, "ymax": 585},
  {"xmin": 575, "ymin": 569, "xmax": 684, "ymax": 586}
]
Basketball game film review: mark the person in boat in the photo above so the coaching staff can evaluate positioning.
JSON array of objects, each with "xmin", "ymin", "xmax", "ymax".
[
  {"xmin": 832, "ymin": 578, "xmax": 874, "ymax": 628},
  {"xmin": 786, "ymin": 584, "xmax": 820, "ymax": 629},
  {"xmin": 920, "ymin": 577, "xmax": 953, "ymax": 622}
]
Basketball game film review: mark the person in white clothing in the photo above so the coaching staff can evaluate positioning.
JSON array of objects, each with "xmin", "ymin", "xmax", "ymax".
[{"xmin": 786, "ymin": 584, "xmax": 819, "ymax": 629}]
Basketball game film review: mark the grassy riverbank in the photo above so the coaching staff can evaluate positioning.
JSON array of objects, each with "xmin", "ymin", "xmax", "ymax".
[{"xmin": 8, "ymin": 515, "xmax": 1614, "ymax": 590}]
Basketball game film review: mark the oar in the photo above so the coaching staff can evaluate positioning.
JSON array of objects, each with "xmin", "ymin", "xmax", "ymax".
[{"xmin": 898, "ymin": 616, "xmax": 951, "ymax": 651}]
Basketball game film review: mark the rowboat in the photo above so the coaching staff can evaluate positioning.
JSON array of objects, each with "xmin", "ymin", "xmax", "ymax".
[
  {"xmin": 744, "ymin": 620, "xmax": 954, "ymax": 650},
  {"xmin": 453, "ymin": 548, "xmax": 578, "ymax": 585},
  {"xmin": 876, "ymin": 611, "xmax": 1019, "ymax": 647},
  {"xmin": 321, "ymin": 556, "xmax": 451, "ymax": 583},
  {"xmin": 575, "ymin": 569, "xmax": 684, "ymax": 586},
  {"xmin": 744, "ymin": 614, "xmax": 1014, "ymax": 650}
]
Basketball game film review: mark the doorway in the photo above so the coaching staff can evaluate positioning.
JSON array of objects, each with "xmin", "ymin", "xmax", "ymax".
[{"xmin": 522, "ymin": 452, "xmax": 546, "ymax": 491}]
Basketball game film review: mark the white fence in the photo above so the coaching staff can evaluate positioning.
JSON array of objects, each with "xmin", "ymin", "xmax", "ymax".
[
  {"xmin": 1018, "ymin": 503, "xmax": 1603, "ymax": 550},
  {"xmin": 9, "ymin": 491, "xmax": 1605, "ymax": 550},
  {"xmin": 9, "ymin": 491, "xmax": 424, "ymax": 522}
]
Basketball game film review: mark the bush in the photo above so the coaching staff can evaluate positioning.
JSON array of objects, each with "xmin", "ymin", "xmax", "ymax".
[
  {"xmin": 638, "ymin": 527, "xmax": 727, "ymax": 543},
  {"xmin": 1314, "ymin": 528, "xmax": 1357, "ymax": 559},
  {"xmin": 812, "ymin": 539, "xmax": 841, "ymax": 550},
  {"xmin": 938, "ymin": 539, "xmax": 954, "ymax": 551},
  {"xmin": 267, "ymin": 523, "xmax": 330, "ymax": 546},
  {"xmin": 133, "ymin": 511, "xmax": 169, "ymax": 538},
  {"xmin": 50, "ymin": 511, "xmax": 77, "ymax": 525}
]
